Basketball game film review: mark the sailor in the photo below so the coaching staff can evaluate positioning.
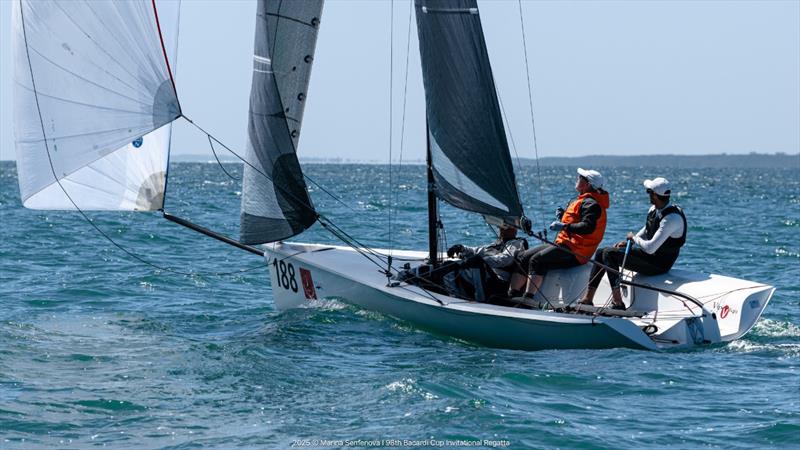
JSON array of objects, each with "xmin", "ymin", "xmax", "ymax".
[
  {"xmin": 580, "ymin": 177, "xmax": 687, "ymax": 309},
  {"xmin": 510, "ymin": 168, "xmax": 610, "ymax": 306},
  {"xmin": 447, "ymin": 223, "xmax": 528, "ymax": 284}
]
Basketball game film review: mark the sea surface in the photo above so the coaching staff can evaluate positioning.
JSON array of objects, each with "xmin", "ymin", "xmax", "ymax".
[{"xmin": 1, "ymin": 161, "xmax": 798, "ymax": 449}]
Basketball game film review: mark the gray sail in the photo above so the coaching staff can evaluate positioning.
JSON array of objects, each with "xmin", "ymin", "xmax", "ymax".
[
  {"xmin": 240, "ymin": 0, "xmax": 323, "ymax": 244},
  {"xmin": 415, "ymin": 0, "xmax": 523, "ymax": 223}
]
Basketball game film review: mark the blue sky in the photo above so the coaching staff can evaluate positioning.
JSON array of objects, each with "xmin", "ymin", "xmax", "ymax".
[{"xmin": 1, "ymin": 0, "xmax": 798, "ymax": 162}]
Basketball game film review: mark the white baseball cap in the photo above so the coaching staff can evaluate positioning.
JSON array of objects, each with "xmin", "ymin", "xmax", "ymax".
[
  {"xmin": 643, "ymin": 177, "xmax": 671, "ymax": 196},
  {"xmin": 577, "ymin": 168, "xmax": 604, "ymax": 190}
]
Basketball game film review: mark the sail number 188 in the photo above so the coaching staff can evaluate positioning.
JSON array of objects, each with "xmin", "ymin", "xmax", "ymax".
[{"xmin": 272, "ymin": 259, "xmax": 298, "ymax": 292}]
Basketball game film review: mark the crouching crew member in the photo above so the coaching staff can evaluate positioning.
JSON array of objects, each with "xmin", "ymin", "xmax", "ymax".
[{"xmin": 447, "ymin": 223, "xmax": 528, "ymax": 288}]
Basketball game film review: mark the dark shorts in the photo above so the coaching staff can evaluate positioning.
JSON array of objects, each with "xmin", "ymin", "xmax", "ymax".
[
  {"xmin": 588, "ymin": 246, "xmax": 674, "ymax": 289},
  {"xmin": 516, "ymin": 244, "xmax": 581, "ymax": 276}
]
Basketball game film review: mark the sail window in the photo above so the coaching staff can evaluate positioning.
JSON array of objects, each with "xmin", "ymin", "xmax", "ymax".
[{"xmin": 429, "ymin": 132, "xmax": 508, "ymax": 213}]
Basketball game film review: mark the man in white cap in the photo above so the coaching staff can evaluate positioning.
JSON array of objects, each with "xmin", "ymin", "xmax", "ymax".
[
  {"xmin": 510, "ymin": 168, "xmax": 610, "ymax": 306},
  {"xmin": 580, "ymin": 176, "xmax": 687, "ymax": 309}
]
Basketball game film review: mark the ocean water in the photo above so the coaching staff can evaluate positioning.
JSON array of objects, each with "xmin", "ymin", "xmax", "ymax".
[{"xmin": 0, "ymin": 161, "xmax": 797, "ymax": 449}]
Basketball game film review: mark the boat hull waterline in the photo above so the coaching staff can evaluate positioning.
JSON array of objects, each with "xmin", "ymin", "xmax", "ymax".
[{"xmin": 264, "ymin": 242, "xmax": 774, "ymax": 351}]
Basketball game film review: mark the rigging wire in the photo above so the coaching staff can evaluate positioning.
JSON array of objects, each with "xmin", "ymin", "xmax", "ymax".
[
  {"xmin": 184, "ymin": 117, "xmax": 390, "ymax": 267},
  {"xmin": 517, "ymin": 0, "xmax": 546, "ymax": 231},
  {"xmin": 386, "ymin": 0, "xmax": 416, "ymax": 265},
  {"xmin": 302, "ymin": 172, "xmax": 360, "ymax": 214},
  {"xmin": 496, "ymin": 90, "xmax": 523, "ymax": 182},
  {"xmin": 388, "ymin": 0, "xmax": 395, "ymax": 259},
  {"xmin": 394, "ymin": 0, "xmax": 414, "ymax": 240},
  {"xmin": 185, "ymin": 116, "xmax": 407, "ymax": 276}
]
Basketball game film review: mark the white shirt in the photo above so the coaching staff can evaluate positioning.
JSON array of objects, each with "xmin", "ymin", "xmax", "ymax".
[{"xmin": 632, "ymin": 205, "xmax": 685, "ymax": 255}]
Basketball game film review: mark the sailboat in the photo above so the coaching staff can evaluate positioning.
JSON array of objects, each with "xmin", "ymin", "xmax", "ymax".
[{"xmin": 13, "ymin": 0, "xmax": 774, "ymax": 351}]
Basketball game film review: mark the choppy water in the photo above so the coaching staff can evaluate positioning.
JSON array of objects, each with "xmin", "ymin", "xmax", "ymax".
[{"xmin": 1, "ymin": 161, "xmax": 798, "ymax": 449}]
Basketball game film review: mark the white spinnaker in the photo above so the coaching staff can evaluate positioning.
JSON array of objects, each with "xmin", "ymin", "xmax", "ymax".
[{"xmin": 13, "ymin": 0, "xmax": 181, "ymax": 211}]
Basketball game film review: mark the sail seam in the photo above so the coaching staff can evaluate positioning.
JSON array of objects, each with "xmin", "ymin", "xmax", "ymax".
[
  {"xmin": 265, "ymin": 12, "xmax": 318, "ymax": 28},
  {"xmin": 17, "ymin": 71, "xmax": 152, "ymax": 111},
  {"xmin": 52, "ymin": 2, "xmax": 155, "ymax": 95},
  {"xmin": 51, "ymin": 2, "xmax": 155, "ymax": 96}
]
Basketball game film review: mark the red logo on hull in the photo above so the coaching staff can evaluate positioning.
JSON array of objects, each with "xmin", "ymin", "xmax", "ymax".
[
  {"xmin": 299, "ymin": 268, "xmax": 317, "ymax": 300},
  {"xmin": 720, "ymin": 305, "xmax": 730, "ymax": 319}
]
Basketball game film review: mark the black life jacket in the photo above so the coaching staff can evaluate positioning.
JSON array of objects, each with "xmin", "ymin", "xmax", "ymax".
[{"xmin": 644, "ymin": 204, "xmax": 687, "ymax": 268}]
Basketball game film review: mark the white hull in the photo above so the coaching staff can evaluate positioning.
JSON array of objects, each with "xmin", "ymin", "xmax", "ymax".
[{"xmin": 264, "ymin": 242, "xmax": 774, "ymax": 351}]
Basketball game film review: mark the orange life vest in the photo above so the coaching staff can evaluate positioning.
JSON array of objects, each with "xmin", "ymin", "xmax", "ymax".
[{"xmin": 554, "ymin": 190, "xmax": 610, "ymax": 263}]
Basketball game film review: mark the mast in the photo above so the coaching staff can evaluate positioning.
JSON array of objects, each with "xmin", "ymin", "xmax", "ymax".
[{"xmin": 426, "ymin": 120, "xmax": 438, "ymax": 267}]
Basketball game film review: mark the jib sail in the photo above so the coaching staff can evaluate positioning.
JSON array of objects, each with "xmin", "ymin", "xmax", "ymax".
[{"xmin": 239, "ymin": 0, "xmax": 324, "ymax": 244}]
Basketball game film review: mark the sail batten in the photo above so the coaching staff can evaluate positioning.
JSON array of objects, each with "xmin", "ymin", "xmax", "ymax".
[
  {"xmin": 239, "ymin": 0, "xmax": 323, "ymax": 245},
  {"xmin": 415, "ymin": 0, "xmax": 523, "ymax": 224},
  {"xmin": 14, "ymin": 0, "xmax": 181, "ymax": 211}
]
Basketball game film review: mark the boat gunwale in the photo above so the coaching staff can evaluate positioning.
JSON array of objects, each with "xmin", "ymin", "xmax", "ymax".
[{"xmin": 266, "ymin": 242, "xmax": 651, "ymax": 326}]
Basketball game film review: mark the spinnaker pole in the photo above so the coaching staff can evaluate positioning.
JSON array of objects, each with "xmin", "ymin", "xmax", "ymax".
[{"xmin": 163, "ymin": 212, "xmax": 265, "ymax": 257}]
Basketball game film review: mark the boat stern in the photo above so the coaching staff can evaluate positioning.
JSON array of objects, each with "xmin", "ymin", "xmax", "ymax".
[{"xmin": 713, "ymin": 285, "xmax": 776, "ymax": 342}]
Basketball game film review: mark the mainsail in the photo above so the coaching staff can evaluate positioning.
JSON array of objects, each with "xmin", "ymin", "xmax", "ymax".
[
  {"xmin": 13, "ymin": 0, "xmax": 181, "ymax": 211},
  {"xmin": 414, "ymin": 0, "xmax": 523, "ymax": 224},
  {"xmin": 239, "ymin": 0, "xmax": 323, "ymax": 245}
]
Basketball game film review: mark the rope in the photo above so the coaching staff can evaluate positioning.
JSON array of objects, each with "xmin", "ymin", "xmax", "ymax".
[
  {"xmin": 208, "ymin": 135, "xmax": 237, "ymax": 182},
  {"xmin": 525, "ymin": 232, "xmax": 706, "ymax": 315},
  {"xmin": 517, "ymin": 0, "xmax": 546, "ymax": 232},
  {"xmin": 496, "ymin": 87, "xmax": 523, "ymax": 181},
  {"xmin": 393, "ymin": 0, "xmax": 414, "ymax": 246}
]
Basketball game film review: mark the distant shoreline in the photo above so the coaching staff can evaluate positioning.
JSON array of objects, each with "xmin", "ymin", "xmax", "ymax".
[
  {"xmin": 1, "ymin": 152, "xmax": 797, "ymax": 168},
  {"xmin": 168, "ymin": 152, "xmax": 799, "ymax": 168}
]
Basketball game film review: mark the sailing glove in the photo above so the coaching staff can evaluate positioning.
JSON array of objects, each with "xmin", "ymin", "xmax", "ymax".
[
  {"xmin": 549, "ymin": 221, "xmax": 566, "ymax": 232},
  {"xmin": 520, "ymin": 216, "xmax": 533, "ymax": 235},
  {"xmin": 555, "ymin": 207, "xmax": 565, "ymax": 220},
  {"xmin": 447, "ymin": 244, "xmax": 465, "ymax": 258}
]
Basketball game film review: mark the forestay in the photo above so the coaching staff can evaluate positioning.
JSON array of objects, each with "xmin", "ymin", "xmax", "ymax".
[
  {"xmin": 414, "ymin": 0, "xmax": 523, "ymax": 225},
  {"xmin": 239, "ymin": 0, "xmax": 323, "ymax": 245},
  {"xmin": 13, "ymin": 0, "xmax": 181, "ymax": 211}
]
